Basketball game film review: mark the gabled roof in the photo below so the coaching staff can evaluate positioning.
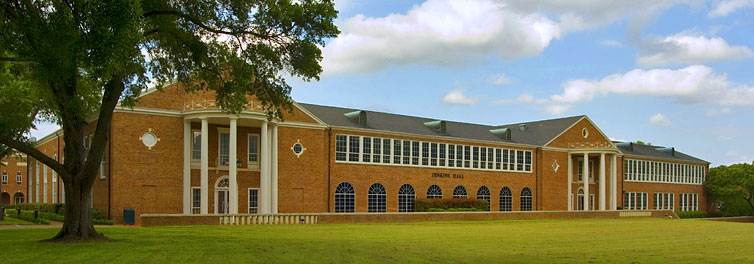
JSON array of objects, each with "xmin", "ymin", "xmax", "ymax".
[
  {"xmin": 298, "ymin": 103, "xmax": 584, "ymax": 146},
  {"xmin": 616, "ymin": 142, "xmax": 709, "ymax": 164}
]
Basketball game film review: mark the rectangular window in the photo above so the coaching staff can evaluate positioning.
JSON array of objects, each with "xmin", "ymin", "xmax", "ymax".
[
  {"xmin": 191, "ymin": 187, "xmax": 201, "ymax": 214},
  {"xmin": 218, "ymin": 132, "xmax": 230, "ymax": 166},
  {"xmin": 372, "ymin": 138, "xmax": 381, "ymax": 163},
  {"xmin": 382, "ymin": 138, "xmax": 391, "ymax": 164},
  {"xmin": 502, "ymin": 149, "xmax": 509, "ymax": 170},
  {"xmin": 524, "ymin": 151, "xmax": 532, "ymax": 172},
  {"xmin": 402, "ymin": 140, "xmax": 411, "ymax": 165},
  {"xmin": 421, "ymin": 142, "xmax": 429, "ymax": 166},
  {"xmin": 479, "ymin": 147, "xmax": 486, "ymax": 169},
  {"xmin": 348, "ymin": 136, "xmax": 360, "ymax": 162},
  {"xmin": 509, "ymin": 149, "xmax": 516, "ymax": 170},
  {"xmin": 248, "ymin": 134, "xmax": 259, "ymax": 164},
  {"xmin": 1, "ymin": 171, "xmax": 6, "ymax": 185},
  {"xmin": 667, "ymin": 193, "xmax": 674, "ymax": 210},
  {"xmin": 362, "ymin": 136, "xmax": 371, "ymax": 163},
  {"xmin": 412, "ymin": 141, "xmax": 420, "ymax": 165},
  {"xmin": 192, "ymin": 131, "xmax": 201, "ymax": 160},
  {"xmin": 457, "ymin": 145, "xmax": 464, "ymax": 167},
  {"xmin": 394, "ymin": 139, "xmax": 402, "ymax": 164},
  {"xmin": 589, "ymin": 160, "xmax": 595, "ymax": 182},
  {"xmin": 624, "ymin": 160, "xmax": 629, "ymax": 180},
  {"xmin": 335, "ymin": 135, "xmax": 347, "ymax": 161},
  {"xmin": 578, "ymin": 160, "xmax": 584, "ymax": 182},
  {"xmin": 438, "ymin": 143, "xmax": 446, "ymax": 167},
  {"xmin": 472, "ymin": 146, "xmax": 479, "ymax": 168},
  {"xmin": 448, "ymin": 144, "xmax": 455, "ymax": 167},
  {"xmin": 16, "ymin": 172, "xmax": 22, "ymax": 185},
  {"xmin": 248, "ymin": 188, "xmax": 259, "ymax": 214},
  {"xmin": 100, "ymin": 160, "xmax": 106, "ymax": 180},
  {"xmin": 629, "ymin": 192, "xmax": 635, "ymax": 210},
  {"xmin": 487, "ymin": 147, "xmax": 494, "ymax": 170},
  {"xmin": 516, "ymin": 151, "xmax": 524, "ymax": 171},
  {"xmin": 495, "ymin": 149, "xmax": 502, "ymax": 170},
  {"xmin": 623, "ymin": 192, "xmax": 629, "ymax": 210},
  {"xmin": 464, "ymin": 146, "xmax": 471, "ymax": 168},
  {"xmin": 430, "ymin": 142, "xmax": 438, "ymax": 167}
]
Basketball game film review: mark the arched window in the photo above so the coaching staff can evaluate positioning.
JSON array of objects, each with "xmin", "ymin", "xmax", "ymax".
[
  {"xmin": 453, "ymin": 185, "xmax": 467, "ymax": 198},
  {"xmin": 368, "ymin": 183, "xmax": 386, "ymax": 212},
  {"xmin": 477, "ymin": 186, "xmax": 491, "ymax": 211},
  {"xmin": 577, "ymin": 188, "xmax": 585, "ymax": 211},
  {"xmin": 335, "ymin": 182, "xmax": 355, "ymax": 213},
  {"xmin": 427, "ymin": 184, "xmax": 442, "ymax": 199},
  {"xmin": 13, "ymin": 192, "xmax": 24, "ymax": 204},
  {"xmin": 499, "ymin": 187, "xmax": 512, "ymax": 211},
  {"xmin": 398, "ymin": 184, "xmax": 415, "ymax": 212},
  {"xmin": 521, "ymin": 187, "xmax": 533, "ymax": 211}
]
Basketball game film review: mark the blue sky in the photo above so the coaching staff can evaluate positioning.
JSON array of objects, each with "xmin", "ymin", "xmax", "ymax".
[{"xmin": 30, "ymin": 0, "xmax": 754, "ymax": 166}]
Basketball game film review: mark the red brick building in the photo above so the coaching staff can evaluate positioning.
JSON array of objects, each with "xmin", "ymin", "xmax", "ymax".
[
  {"xmin": 1, "ymin": 153, "xmax": 28, "ymax": 205},
  {"xmin": 26, "ymin": 84, "xmax": 709, "ymax": 224}
]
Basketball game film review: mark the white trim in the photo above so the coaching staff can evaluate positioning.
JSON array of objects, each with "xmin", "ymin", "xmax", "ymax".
[
  {"xmin": 543, "ymin": 116, "xmax": 618, "ymax": 151},
  {"xmin": 214, "ymin": 175, "xmax": 230, "ymax": 214},
  {"xmin": 292, "ymin": 102, "xmax": 328, "ymax": 125},
  {"xmin": 331, "ymin": 125, "xmax": 540, "ymax": 149},
  {"xmin": 247, "ymin": 133, "xmax": 260, "ymax": 168},
  {"xmin": 247, "ymin": 188, "xmax": 260, "ymax": 214},
  {"xmin": 114, "ymin": 106, "xmax": 182, "ymax": 117}
]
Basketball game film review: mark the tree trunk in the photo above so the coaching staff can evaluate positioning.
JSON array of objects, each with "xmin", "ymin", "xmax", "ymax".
[
  {"xmin": 44, "ymin": 175, "xmax": 107, "ymax": 242},
  {"xmin": 746, "ymin": 198, "xmax": 754, "ymax": 217}
]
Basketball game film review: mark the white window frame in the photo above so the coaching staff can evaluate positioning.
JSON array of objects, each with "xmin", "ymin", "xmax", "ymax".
[
  {"xmin": 191, "ymin": 187, "xmax": 201, "ymax": 214},
  {"xmin": 248, "ymin": 188, "xmax": 259, "ymax": 214},
  {"xmin": 191, "ymin": 130, "xmax": 202, "ymax": 163},
  {"xmin": 1, "ymin": 171, "xmax": 6, "ymax": 185},
  {"xmin": 217, "ymin": 128, "xmax": 230, "ymax": 167},
  {"xmin": 247, "ymin": 133, "xmax": 260, "ymax": 168},
  {"xmin": 16, "ymin": 171, "xmax": 22, "ymax": 185}
]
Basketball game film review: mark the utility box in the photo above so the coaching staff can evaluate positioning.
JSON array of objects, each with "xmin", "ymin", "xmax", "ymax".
[{"xmin": 123, "ymin": 209, "xmax": 135, "ymax": 225}]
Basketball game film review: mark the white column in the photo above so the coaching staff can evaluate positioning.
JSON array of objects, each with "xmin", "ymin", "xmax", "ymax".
[
  {"xmin": 583, "ymin": 153, "xmax": 589, "ymax": 211},
  {"xmin": 566, "ymin": 153, "xmax": 573, "ymax": 211},
  {"xmin": 599, "ymin": 153, "xmax": 606, "ymax": 211},
  {"xmin": 229, "ymin": 117, "xmax": 239, "ymax": 214},
  {"xmin": 200, "ymin": 118, "xmax": 209, "ymax": 214},
  {"xmin": 271, "ymin": 123, "xmax": 279, "ymax": 214},
  {"xmin": 183, "ymin": 119, "xmax": 191, "ymax": 214},
  {"xmin": 260, "ymin": 121, "xmax": 270, "ymax": 214},
  {"xmin": 611, "ymin": 154, "xmax": 617, "ymax": 210}
]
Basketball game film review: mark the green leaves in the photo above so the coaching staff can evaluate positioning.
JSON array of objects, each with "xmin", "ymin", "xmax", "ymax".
[{"xmin": 706, "ymin": 163, "xmax": 754, "ymax": 214}]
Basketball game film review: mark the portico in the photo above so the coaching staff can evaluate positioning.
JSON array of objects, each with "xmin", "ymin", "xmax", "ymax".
[
  {"xmin": 567, "ymin": 144, "xmax": 620, "ymax": 211},
  {"xmin": 181, "ymin": 111, "xmax": 279, "ymax": 215}
]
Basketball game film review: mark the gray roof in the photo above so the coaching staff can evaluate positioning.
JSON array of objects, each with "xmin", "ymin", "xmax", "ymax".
[
  {"xmin": 615, "ymin": 142, "xmax": 709, "ymax": 164},
  {"xmin": 298, "ymin": 103, "xmax": 584, "ymax": 146}
]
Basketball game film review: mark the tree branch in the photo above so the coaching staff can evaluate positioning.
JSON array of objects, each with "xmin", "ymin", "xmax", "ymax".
[
  {"xmin": 0, "ymin": 134, "xmax": 65, "ymax": 174},
  {"xmin": 82, "ymin": 73, "xmax": 126, "ymax": 177},
  {"xmin": 142, "ymin": 10, "xmax": 270, "ymax": 39}
]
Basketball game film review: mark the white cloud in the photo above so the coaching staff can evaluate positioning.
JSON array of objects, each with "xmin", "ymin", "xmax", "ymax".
[
  {"xmin": 545, "ymin": 104, "xmax": 572, "ymax": 115},
  {"xmin": 598, "ymin": 39, "xmax": 623, "ymax": 47},
  {"xmin": 488, "ymin": 73, "xmax": 511, "ymax": 85},
  {"xmin": 649, "ymin": 113, "xmax": 672, "ymax": 126},
  {"xmin": 638, "ymin": 31, "xmax": 754, "ymax": 66},
  {"xmin": 442, "ymin": 89, "xmax": 477, "ymax": 105},
  {"xmin": 717, "ymin": 135, "xmax": 734, "ymax": 141},
  {"xmin": 708, "ymin": 0, "xmax": 754, "ymax": 17},
  {"xmin": 724, "ymin": 150, "xmax": 754, "ymax": 165},
  {"xmin": 705, "ymin": 107, "xmax": 732, "ymax": 117},
  {"xmin": 499, "ymin": 65, "xmax": 754, "ymax": 115},
  {"xmin": 322, "ymin": 0, "xmax": 692, "ymax": 75}
]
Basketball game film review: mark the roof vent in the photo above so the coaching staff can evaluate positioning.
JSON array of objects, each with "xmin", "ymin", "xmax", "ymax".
[
  {"xmin": 659, "ymin": 147, "xmax": 675, "ymax": 156},
  {"xmin": 424, "ymin": 120, "xmax": 447, "ymax": 135},
  {"xmin": 489, "ymin": 128, "xmax": 512, "ymax": 140},
  {"xmin": 344, "ymin": 110, "xmax": 367, "ymax": 126},
  {"xmin": 519, "ymin": 124, "xmax": 527, "ymax": 131}
]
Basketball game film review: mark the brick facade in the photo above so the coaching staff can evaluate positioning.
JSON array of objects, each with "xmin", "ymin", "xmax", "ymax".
[{"xmin": 22, "ymin": 84, "xmax": 710, "ymax": 225}]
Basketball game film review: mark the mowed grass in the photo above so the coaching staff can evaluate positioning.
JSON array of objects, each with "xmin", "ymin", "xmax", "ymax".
[
  {"xmin": 0, "ymin": 217, "xmax": 35, "ymax": 225},
  {"xmin": 1, "ymin": 218, "xmax": 753, "ymax": 263}
]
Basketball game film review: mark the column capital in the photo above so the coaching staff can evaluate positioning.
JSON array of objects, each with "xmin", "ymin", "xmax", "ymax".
[{"xmin": 229, "ymin": 116, "xmax": 238, "ymax": 120}]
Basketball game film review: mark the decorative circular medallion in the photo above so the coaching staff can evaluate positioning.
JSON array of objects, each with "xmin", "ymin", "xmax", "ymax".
[
  {"xmin": 582, "ymin": 128, "xmax": 589, "ymax": 138},
  {"xmin": 291, "ymin": 140, "xmax": 306, "ymax": 157},
  {"xmin": 140, "ymin": 129, "xmax": 160, "ymax": 150}
]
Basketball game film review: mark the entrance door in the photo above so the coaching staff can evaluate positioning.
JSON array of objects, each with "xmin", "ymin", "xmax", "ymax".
[{"xmin": 217, "ymin": 190, "xmax": 229, "ymax": 214}]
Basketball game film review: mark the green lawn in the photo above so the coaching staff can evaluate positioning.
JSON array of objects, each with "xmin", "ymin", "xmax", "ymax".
[
  {"xmin": 0, "ymin": 218, "xmax": 752, "ymax": 263},
  {"xmin": 0, "ymin": 217, "xmax": 35, "ymax": 225}
]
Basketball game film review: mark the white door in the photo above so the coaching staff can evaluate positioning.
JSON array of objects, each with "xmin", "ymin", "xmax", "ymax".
[{"xmin": 217, "ymin": 190, "xmax": 229, "ymax": 214}]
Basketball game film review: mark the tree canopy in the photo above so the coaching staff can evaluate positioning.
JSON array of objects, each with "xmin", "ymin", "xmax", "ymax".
[
  {"xmin": 705, "ymin": 163, "xmax": 754, "ymax": 216},
  {"xmin": 0, "ymin": 0, "xmax": 339, "ymax": 241}
]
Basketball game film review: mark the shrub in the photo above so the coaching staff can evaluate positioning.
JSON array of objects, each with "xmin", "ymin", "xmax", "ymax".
[
  {"xmin": 676, "ymin": 211, "xmax": 707, "ymax": 219},
  {"xmin": 93, "ymin": 219, "xmax": 114, "ymax": 225},
  {"xmin": 414, "ymin": 198, "xmax": 488, "ymax": 212},
  {"xmin": 12, "ymin": 203, "xmax": 65, "ymax": 214},
  {"xmin": 91, "ymin": 208, "xmax": 107, "ymax": 220},
  {"xmin": 3, "ymin": 209, "xmax": 50, "ymax": 224}
]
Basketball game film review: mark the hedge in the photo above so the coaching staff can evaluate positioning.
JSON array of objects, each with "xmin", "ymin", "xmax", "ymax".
[
  {"xmin": 427, "ymin": 208, "xmax": 483, "ymax": 212},
  {"xmin": 3, "ymin": 209, "xmax": 50, "ymax": 224},
  {"xmin": 414, "ymin": 198, "xmax": 488, "ymax": 212},
  {"xmin": 675, "ymin": 210, "xmax": 707, "ymax": 219},
  {"xmin": 3, "ymin": 209, "xmax": 113, "ymax": 225},
  {"xmin": 12, "ymin": 203, "xmax": 65, "ymax": 214}
]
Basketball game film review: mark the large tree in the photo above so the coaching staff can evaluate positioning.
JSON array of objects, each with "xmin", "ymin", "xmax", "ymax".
[
  {"xmin": 705, "ymin": 163, "xmax": 754, "ymax": 216},
  {"xmin": 0, "ymin": 0, "xmax": 338, "ymax": 241}
]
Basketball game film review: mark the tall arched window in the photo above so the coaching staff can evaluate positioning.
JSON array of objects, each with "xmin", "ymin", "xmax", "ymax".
[
  {"xmin": 499, "ymin": 187, "xmax": 512, "ymax": 211},
  {"xmin": 398, "ymin": 184, "xmax": 415, "ymax": 212},
  {"xmin": 477, "ymin": 186, "xmax": 491, "ymax": 211},
  {"xmin": 335, "ymin": 182, "xmax": 355, "ymax": 213},
  {"xmin": 577, "ymin": 188, "xmax": 585, "ymax": 211},
  {"xmin": 453, "ymin": 185, "xmax": 467, "ymax": 198},
  {"xmin": 427, "ymin": 184, "xmax": 442, "ymax": 199},
  {"xmin": 521, "ymin": 187, "xmax": 533, "ymax": 211},
  {"xmin": 368, "ymin": 183, "xmax": 386, "ymax": 212}
]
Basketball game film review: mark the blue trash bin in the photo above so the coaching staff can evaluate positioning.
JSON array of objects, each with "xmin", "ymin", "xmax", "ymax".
[{"xmin": 123, "ymin": 209, "xmax": 135, "ymax": 225}]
